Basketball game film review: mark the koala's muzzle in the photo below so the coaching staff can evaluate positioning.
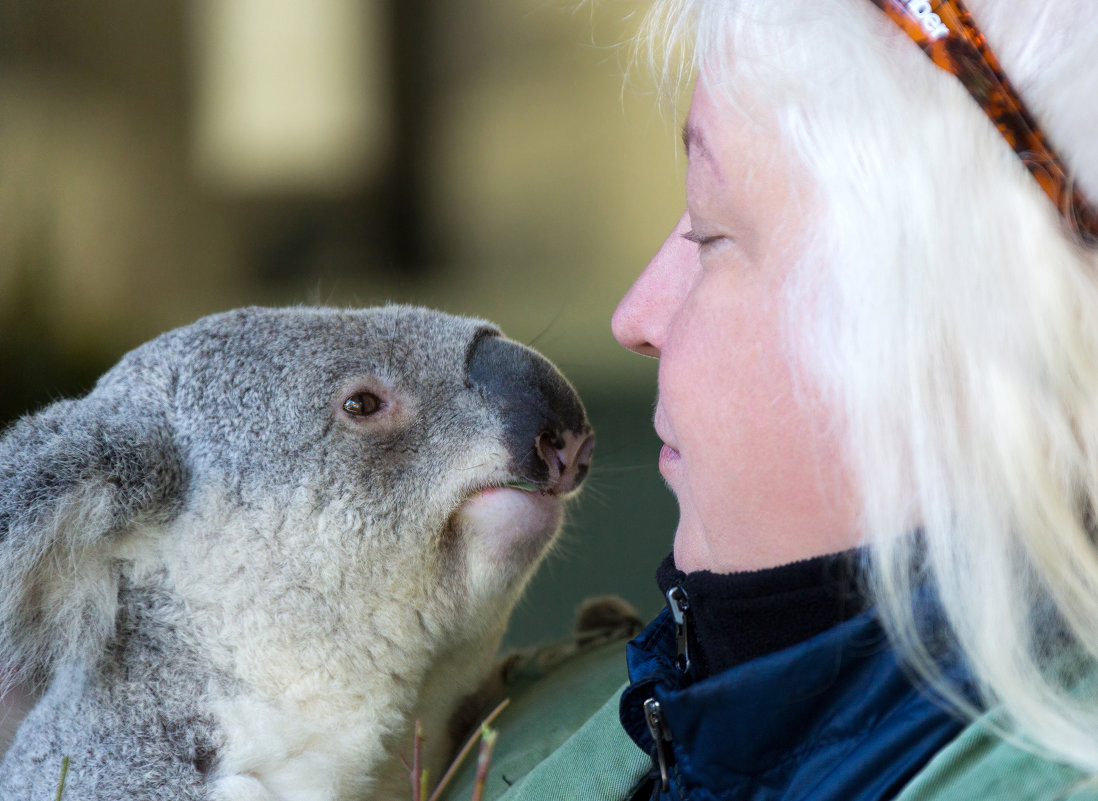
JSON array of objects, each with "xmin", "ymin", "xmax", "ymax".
[{"xmin": 466, "ymin": 331, "xmax": 594, "ymax": 495}]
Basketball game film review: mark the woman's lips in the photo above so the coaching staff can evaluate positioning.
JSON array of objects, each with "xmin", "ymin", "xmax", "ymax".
[
  {"xmin": 654, "ymin": 403, "xmax": 679, "ymax": 474},
  {"xmin": 659, "ymin": 442, "xmax": 681, "ymax": 475}
]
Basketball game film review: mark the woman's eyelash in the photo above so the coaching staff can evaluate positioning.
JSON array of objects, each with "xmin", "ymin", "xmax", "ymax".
[{"xmin": 681, "ymin": 229, "xmax": 723, "ymax": 247}]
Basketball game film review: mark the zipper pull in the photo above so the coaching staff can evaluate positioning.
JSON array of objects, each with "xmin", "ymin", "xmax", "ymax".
[
  {"xmin": 643, "ymin": 697, "xmax": 672, "ymax": 793},
  {"xmin": 666, "ymin": 585, "xmax": 692, "ymax": 674}
]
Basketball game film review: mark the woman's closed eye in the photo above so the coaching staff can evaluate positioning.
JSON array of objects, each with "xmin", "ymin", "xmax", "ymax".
[{"xmin": 681, "ymin": 228, "xmax": 728, "ymax": 249}]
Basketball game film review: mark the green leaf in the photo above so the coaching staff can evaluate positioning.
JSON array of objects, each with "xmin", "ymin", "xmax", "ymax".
[{"xmin": 504, "ymin": 481, "xmax": 539, "ymax": 492}]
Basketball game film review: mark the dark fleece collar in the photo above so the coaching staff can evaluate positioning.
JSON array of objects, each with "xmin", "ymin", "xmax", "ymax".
[{"xmin": 654, "ymin": 549, "xmax": 867, "ymax": 680}]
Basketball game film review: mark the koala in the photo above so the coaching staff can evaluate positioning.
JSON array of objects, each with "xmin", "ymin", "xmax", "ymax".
[{"xmin": 0, "ymin": 305, "xmax": 594, "ymax": 800}]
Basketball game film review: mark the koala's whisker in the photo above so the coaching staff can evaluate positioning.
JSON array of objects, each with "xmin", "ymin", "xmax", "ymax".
[
  {"xmin": 571, "ymin": 484, "xmax": 612, "ymax": 509},
  {"xmin": 587, "ymin": 462, "xmax": 656, "ymax": 475},
  {"xmin": 524, "ymin": 305, "xmax": 566, "ymax": 350}
]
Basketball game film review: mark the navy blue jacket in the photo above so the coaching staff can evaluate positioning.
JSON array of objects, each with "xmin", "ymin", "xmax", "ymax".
[{"xmin": 619, "ymin": 606, "xmax": 969, "ymax": 801}]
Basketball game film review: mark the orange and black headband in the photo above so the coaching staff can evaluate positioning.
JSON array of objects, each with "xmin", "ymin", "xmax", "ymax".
[{"xmin": 866, "ymin": 0, "xmax": 1098, "ymax": 247}]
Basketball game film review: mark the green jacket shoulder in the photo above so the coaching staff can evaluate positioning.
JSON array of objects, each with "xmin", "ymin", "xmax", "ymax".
[{"xmin": 895, "ymin": 709, "xmax": 1098, "ymax": 801}]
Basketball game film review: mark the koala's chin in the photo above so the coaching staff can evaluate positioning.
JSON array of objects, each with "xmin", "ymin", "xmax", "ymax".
[
  {"xmin": 455, "ymin": 486, "xmax": 566, "ymax": 595},
  {"xmin": 0, "ymin": 305, "xmax": 594, "ymax": 801}
]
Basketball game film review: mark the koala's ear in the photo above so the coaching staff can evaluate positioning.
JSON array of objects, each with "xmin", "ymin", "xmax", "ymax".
[{"xmin": 0, "ymin": 395, "xmax": 184, "ymax": 681}]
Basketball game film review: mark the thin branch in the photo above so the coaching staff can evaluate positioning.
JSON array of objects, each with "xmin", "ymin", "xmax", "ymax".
[
  {"xmin": 426, "ymin": 698, "xmax": 510, "ymax": 801},
  {"xmin": 54, "ymin": 756, "xmax": 70, "ymax": 801},
  {"xmin": 411, "ymin": 721, "xmax": 424, "ymax": 801},
  {"xmin": 471, "ymin": 727, "xmax": 500, "ymax": 801}
]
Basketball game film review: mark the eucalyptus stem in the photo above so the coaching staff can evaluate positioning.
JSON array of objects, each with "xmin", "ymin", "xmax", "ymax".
[
  {"xmin": 54, "ymin": 756, "xmax": 70, "ymax": 801},
  {"xmin": 412, "ymin": 722, "xmax": 424, "ymax": 801},
  {"xmin": 426, "ymin": 697, "xmax": 510, "ymax": 801},
  {"xmin": 471, "ymin": 727, "xmax": 499, "ymax": 801}
]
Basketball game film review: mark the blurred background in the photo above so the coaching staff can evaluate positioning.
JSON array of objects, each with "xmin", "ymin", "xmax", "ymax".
[{"xmin": 0, "ymin": 0, "xmax": 687, "ymax": 740}]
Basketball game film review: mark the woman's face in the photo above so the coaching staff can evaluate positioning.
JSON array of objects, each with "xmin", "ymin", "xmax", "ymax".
[{"xmin": 612, "ymin": 78, "xmax": 860, "ymax": 572}]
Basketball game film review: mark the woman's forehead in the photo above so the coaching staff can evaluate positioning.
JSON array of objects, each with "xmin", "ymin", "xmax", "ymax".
[{"xmin": 684, "ymin": 80, "xmax": 786, "ymax": 185}]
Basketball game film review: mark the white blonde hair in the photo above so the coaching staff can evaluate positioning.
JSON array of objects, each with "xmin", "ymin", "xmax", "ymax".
[{"xmin": 640, "ymin": 0, "xmax": 1098, "ymax": 772}]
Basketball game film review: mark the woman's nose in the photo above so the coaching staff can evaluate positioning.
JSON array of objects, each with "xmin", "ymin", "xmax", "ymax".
[{"xmin": 611, "ymin": 211, "xmax": 693, "ymax": 358}]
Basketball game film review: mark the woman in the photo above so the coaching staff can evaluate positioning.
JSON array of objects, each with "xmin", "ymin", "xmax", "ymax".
[{"xmin": 440, "ymin": 1, "xmax": 1098, "ymax": 799}]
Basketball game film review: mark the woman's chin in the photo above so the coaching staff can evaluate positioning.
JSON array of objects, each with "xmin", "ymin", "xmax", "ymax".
[{"xmin": 671, "ymin": 520, "xmax": 707, "ymax": 573}]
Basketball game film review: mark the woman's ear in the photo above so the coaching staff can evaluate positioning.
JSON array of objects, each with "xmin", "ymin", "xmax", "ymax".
[{"xmin": 0, "ymin": 395, "xmax": 184, "ymax": 684}]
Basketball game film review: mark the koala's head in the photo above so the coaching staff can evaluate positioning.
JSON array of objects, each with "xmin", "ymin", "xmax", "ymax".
[{"xmin": 0, "ymin": 306, "xmax": 593, "ymax": 687}]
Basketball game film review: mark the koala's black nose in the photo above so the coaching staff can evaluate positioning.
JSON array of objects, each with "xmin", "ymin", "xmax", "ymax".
[{"xmin": 466, "ymin": 331, "xmax": 594, "ymax": 494}]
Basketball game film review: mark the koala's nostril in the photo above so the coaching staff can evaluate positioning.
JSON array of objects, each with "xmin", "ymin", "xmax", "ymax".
[{"xmin": 537, "ymin": 429, "xmax": 596, "ymax": 495}]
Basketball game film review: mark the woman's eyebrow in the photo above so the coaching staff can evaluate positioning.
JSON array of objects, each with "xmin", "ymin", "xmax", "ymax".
[
  {"xmin": 681, "ymin": 122, "xmax": 712, "ymax": 165},
  {"xmin": 682, "ymin": 122, "xmax": 722, "ymax": 186},
  {"xmin": 681, "ymin": 123, "xmax": 696, "ymax": 156}
]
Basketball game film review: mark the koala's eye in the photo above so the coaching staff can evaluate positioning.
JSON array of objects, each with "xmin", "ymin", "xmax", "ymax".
[{"xmin": 342, "ymin": 392, "xmax": 382, "ymax": 417}]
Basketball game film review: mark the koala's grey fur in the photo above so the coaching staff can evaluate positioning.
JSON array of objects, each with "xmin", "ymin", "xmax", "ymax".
[{"xmin": 0, "ymin": 306, "xmax": 593, "ymax": 800}]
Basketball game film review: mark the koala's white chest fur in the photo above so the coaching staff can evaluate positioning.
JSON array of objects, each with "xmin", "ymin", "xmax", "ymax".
[
  {"xmin": 209, "ymin": 698, "xmax": 379, "ymax": 801},
  {"xmin": 206, "ymin": 641, "xmax": 497, "ymax": 801},
  {"xmin": 160, "ymin": 492, "xmax": 506, "ymax": 800}
]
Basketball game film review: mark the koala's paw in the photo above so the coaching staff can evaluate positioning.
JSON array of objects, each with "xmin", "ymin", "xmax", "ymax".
[
  {"xmin": 573, "ymin": 595, "xmax": 644, "ymax": 646},
  {"xmin": 208, "ymin": 775, "xmax": 281, "ymax": 801},
  {"xmin": 448, "ymin": 595, "xmax": 644, "ymax": 753}
]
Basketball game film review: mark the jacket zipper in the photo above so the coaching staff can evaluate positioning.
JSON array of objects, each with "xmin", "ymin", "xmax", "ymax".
[
  {"xmin": 641, "ymin": 583, "xmax": 693, "ymax": 795},
  {"xmin": 666, "ymin": 585, "xmax": 692, "ymax": 674},
  {"xmin": 643, "ymin": 697, "xmax": 672, "ymax": 794}
]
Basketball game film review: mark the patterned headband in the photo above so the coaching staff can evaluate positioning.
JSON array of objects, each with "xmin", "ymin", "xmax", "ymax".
[{"xmin": 865, "ymin": 0, "xmax": 1098, "ymax": 247}]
